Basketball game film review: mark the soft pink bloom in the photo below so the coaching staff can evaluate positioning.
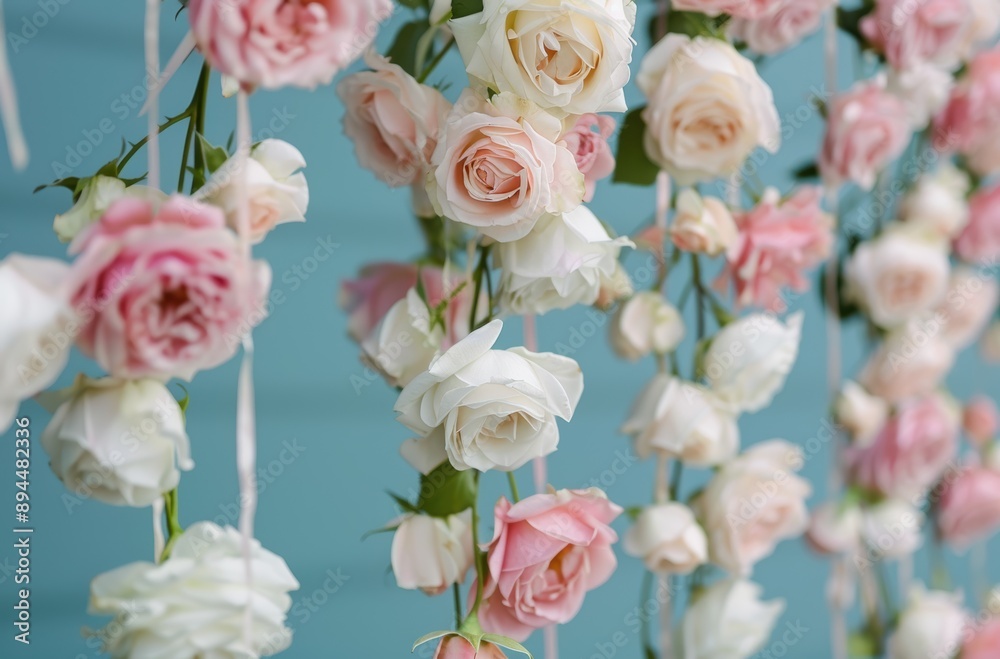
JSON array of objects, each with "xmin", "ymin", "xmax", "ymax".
[
  {"xmin": 729, "ymin": 0, "xmax": 835, "ymax": 55},
  {"xmin": 933, "ymin": 47, "xmax": 1000, "ymax": 174},
  {"xmin": 434, "ymin": 636, "xmax": 507, "ymax": 659},
  {"xmin": 963, "ymin": 618, "xmax": 1000, "ymax": 659},
  {"xmin": 671, "ymin": 0, "xmax": 782, "ymax": 19},
  {"xmin": 820, "ymin": 79, "xmax": 911, "ymax": 190},
  {"xmin": 69, "ymin": 196, "xmax": 269, "ymax": 381},
  {"xmin": 188, "ymin": 0, "xmax": 393, "ymax": 90},
  {"xmin": 721, "ymin": 187, "xmax": 834, "ymax": 311},
  {"xmin": 846, "ymin": 394, "xmax": 959, "ymax": 498},
  {"xmin": 562, "ymin": 114, "xmax": 616, "ymax": 203},
  {"xmin": 806, "ymin": 502, "xmax": 863, "ymax": 556},
  {"xmin": 860, "ymin": 321, "xmax": 955, "ymax": 403},
  {"xmin": 954, "ymin": 183, "xmax": 1000, "ymax": 263},
  {"xmin": 964, "ymin": 396, "xmax": 999, "ymax": 446},
  {"xmin": 936, "ymin": 268, "xmax": 999, "ymax": 349},
  {"xmin": 937, "ymin": 465, "xmax": 1000, "ymax": 548},
  {"xmin": 860, "ymin": 0, "xmax": 972, "ymax": 69},
  {"xmin": 479, "ymin": 488, "xmax": 621, "ymax": 642}
]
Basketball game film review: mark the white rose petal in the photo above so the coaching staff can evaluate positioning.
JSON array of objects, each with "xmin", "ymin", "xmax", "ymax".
[
  {"xmin": 836, "ymin": 381, "xmax": 890, "ymax": 447},
  {"xmin": 888, "ymin": 587, "xmax": 967, "ymax": 659},
  {"xmin": 609, "ymin": 291, "xmax": 685, "ymax": 361},
  {"xmin": 682, "ymin": 579, "xmax": 785, "ymax": 659},
  {"xmin": 391, "ymin": 510, "xmax": 474, "ymax": 595},
  {"xmin": 861, "ymin": 499, "xmax": 924, "ymax": 560},
  {"xmin": 624, "ymin": 503, "xmax": 708, "ymax": 575},
  {"xmin": 362, "ymin": 288, "xmax": 442, "ymax": 388},
  {"xmin": 898, "ymin": 164, "xmax": 970, "ymax": 239}
]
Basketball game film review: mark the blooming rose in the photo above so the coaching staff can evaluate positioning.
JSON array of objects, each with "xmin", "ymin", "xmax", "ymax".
[
  {"xmin": 672, "ymin": 0, "xmax": 782, "ymax": 19},
  {"xmin": 362, "ymin": 289, "xmax": 443, "ymax": 388},
  {"xmin": 723, "ymin": 186, "xmax": 834, "ymax": 310},
  {"xmin": 0, "ymin": 254, "xmax": 72, "ymax": 432},
  {"xmin": 428, "ymin": 90, "xmax": 583, "ymax": 242},
  {"xmin": 860, "ymin": 320, "xmax": 956, "ymax": 402},
  {"xmin": 395, "ymin": 320, "xmax": 583, "ymax": 472},
  {"xmin": 898, "ymin": 164, "xmax": 969, "ymax": 238},
  {"xmin": 681, "ymin": 579, "xmax": 784, "ymax": 659},
  {"xmin": 338, "ymin": 52, "xmax": 451, "ymax": 188},
  {"xmin": 671, "ymin": 189, "xmax": 738, "ymax": 257},
  {"xmin": 887, "ymin": 588, "xmax": 967, "ymax": 659},
  {"xmin": 886, "ymin": 62, "xmax": 955, "ymax": 128},
  {"xmin": 434, "ymin": 636, "xmax": 507, "ymax": 659},
  {"xmin": 728, "ymin": 0, "xmax": 835, "ymax": 55},
  {"xmin": 638, "ymin": 35, "xmax": 780, "ymax": 184},
  {"xmin": 595, "ymin": 261, "xmax": 634, "ymax": 311},
  {"xmin": 936, "ymin": 267, "xmax": 999, "ymax": 349},
  {"xmin": 964, "ymin": 396, "xmax": 999, "ymax": 446},
  {"xmin": 188, "ymin": 0, "xmax": 393, "ymax": 90},
  {"xmin": 846, "ymin": 226, "xmax": 951, "ymax": 328},
  {"xmin": 479, "ymin": 488, "xmax": 621, "ymax": 641},
  {"xmin": 495, "ymin": 206, "xmax": 633, "ymax": 315},
  {"xmin": 861, "ymin": 0, "xmax": 972, "ymax": 69},
  {"xmin": 963, "ymin": 617, "xmax": 1000, "ymax": 659},
  {"xmin": 806, "ymin": 501, "xmax": 863, "ymax": 555},
  {"xmin": 820, "ymin": 79, "xmax": 911, "ymax": 190},
  {"xmin": 200, "ymin": 139, "xmax": 309, "ymax": 244},
  {"xmin": 703, "ymin": 312, "xmax": 803, "ymax": 414},
  {"xmin": 39, "ymin": 376, "xmax": 192, "ymax": 508},
  {"xmin": 624, "ymin": 503, "xmax": 708, "ymax": 575},
  {"xmin": 954, "ymin": 182, "xmax": 1000, "ymax": 263},
  {"xmin": 342, "ymin": 262, "xmax": 424, "ymax": 342},
  {"xmin": 53, "ymin": 176, "xmax": 163, "ymax": 242},
  {"xmin": 937, "ymin": 465, "xmax": 1000, "ymax": 548},
  {"xmin": 622, "ymin": 374, "xmax": 739, "ymax": 467},
  {"xmin": 861, "ymin": 498, "xmax": 924, "ymax": 558},
  {"xmin": 609, "ymin": 292, "xmax": 685, "ymax": 361},
  {"xmin": 69, "ymin": 196, "xmax": 270, "ymax": 381},
  {"xmin": 451, "ymin": 0, "xmax": 636, "ymax": 115},
  {"xmin": 696, "ymin": 440, "xmax": 812, "ymax": 575},
  {"xmin": 846, "ymin": 394, "xmax": 959, "ymax": 498},
  {"xmin": 836, "ymin": 381, "xmax": 890, "ymax": 447},
  {"xmin": 391, "ymin": 510, "xmax": 473, "ymax": 595},
  {"xmin": 562, "ymin": 114, "xmax": 617, "ymax": 202},
  {"xmin": 933, "ymin": 47, "xmax": 1000, "ymax": 175},
  {"xmin": 89, "ymin": 522, "xmax": 299, "ymax": 658}
]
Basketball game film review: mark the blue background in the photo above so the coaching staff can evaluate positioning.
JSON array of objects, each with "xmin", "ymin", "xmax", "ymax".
[{"xmin": 0, "ymin": 2, "xmax": 997, "ymax": 657}]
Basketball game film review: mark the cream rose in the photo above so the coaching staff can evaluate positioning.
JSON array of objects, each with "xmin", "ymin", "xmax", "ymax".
[
  {"xmin": 395, "ymin": 320, "xmax": 583, "ymax": 472},
  {"xmin": 451, "ymin": 0, "xmax": 636, "ymax": 115},
  {"xmin": 860, "ymin": 321, "xmax": 955, "ymax": 403},
  {"xmin": 888, "ymin": 588, "xmax": 967, "ymax": 659},
  {"xmin": 806, "ymin": 501, "xmax": 863, "ymax": 555},
  {"xmin": 671, "ymin": 189, "xmax": 738, "ymax": 257},
  {"xmin": 624, "ymin": 503, "xmax": 708, "ymax": 575},
  {"xmin": 638, "ymin": 34, "xmax": 780, "ymax": 184},
  {"xmin": 681, "ymin": 579, "xmax": 785, "ymax": 659},
  {"xmin": 861, "ymin": 498, "xmax": 924, "ymax": 559},
  {"xmin": 836, "ymin": 380, "xmax": 890, "ymax": 447},
  {"xmin": 898, "ymin": 164, "xmax": 970, "ymax": 238},
  {"xmin": 935, "ymin": 267, "xmax": 1000, "ymax": 350},
  {"xmin": 609, "ymin": 291, "xmax": 685, "ymax": 361},
  {"xmin": 361, "ymin": 289, "xmax": 442, "ymax": 388},
  {"xmin": 428, "ymin": 90, "xmax": 584, "ymax": 242},
  {"xmin": 53, "ymin": 176, "xmax": 163, "ymax": 242},
  {"xmin": 887, "ymin": 62, "xmax": 955, "ymax": 128},
  {"xmin": 391, "ymin": 510, "xmax": 474, "ymax": 595}
]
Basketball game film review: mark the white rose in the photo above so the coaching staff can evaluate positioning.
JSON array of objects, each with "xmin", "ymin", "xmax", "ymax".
[
  {"xmin": 609, "ymin": 291, "xmax": 685, "ymax": 361},
  {"xmin": 40, "ymin": 376, "xmax": 193, "ymax": 507},
  {"xmin": 595, "ymin": 260, "xmax": 634, "ymax": 311},
  {"xmin": 362, "ymin": 289, "xmax": 442, "ymax": 388},
  {"xmin": 703, "ymin": 312, "xmax": 803, "ymax": 414},
  {"xmin": 495, "ymin": 206, "xmax": 633, "ymax": 315},
  {"xmin": 964, "ymin": 0, "xmax": 1000, "ymax": 54},
  {"xmin": 428, "ymin": 90, "xmax": 584, "ymax": 242},
  {"xmin": 935, "ymin": 267, "xmax": 1000, "ymax": 350},
  {"xmin": 697, "ymin": 440, "xmax": 812, "ymax": 575},
  {"xmin": 622, "ymin": 374, "xmax": 740, "ymax": 467},
  {"xmin": 53, "ymin": 176, "xmax": 163, "ymax": 242},
  {"xmin": 451, "ymin": 0, "xmax": 636, "ymax": 115},
  {"xmin": 670, "ymin": 189, "xmax": 738, "ymax": 257},
  {"xmin": 430, "ymin": 0, "xmax": 452, "ymax": 25},
  {"xmin": 0, "ymin": 254, "xmax": 73, "ymax": 432},
  {"xmin": 391, "ymin": 510, "xmax": 474, "ymax": 595},
  {"xmin": 89, "ymin": 522, "xmax": 299, "ymax": 658},
  {"xmin": 898, "ymin": 164, "xmax": 970, "ymax": 238},
  {"xmin": 986, "ymin": 321, "xmax": 1000, "ymax": 363},
  {"xmin": 846, "ymin": 226, "xmax": 951, "ymax": 329},
  {"xmin": 395, "ymin": 320, "xmax": 583, "ymax": 472},
  {"xmin": 201, "ymin": 139, "xmax": 309, "ymax": 244},
  {"xmin": 836, "ymin": 381, "xmax": 889, "ymax": 447},
  {"xmin": 638, "ymin": 34, "xmax": 780, "ymax": 184},
  {"xmin": 860, "ymin": 320, "xmax": 955, "ymax": 403},
  {"xmin": 861, "ymin": 498, "xmax": 925, "ymax": 560},
  {"xmin": 887, "ymin": 63, "xmax": 955, "ymax": 128},
  {"xmin": 624, "ymin": 503, "xmax": 708, "ymax": 575},
  {"xmin": 806, "ymin": 501, "xmax": 863, "ymax": 555},
  {"xmin": 888, "ymin": 588, "xmax": 967, "ymax": 659},
  {"xmin": 681, "ymin": 579, "xmax": 785, "ymax": 659}
]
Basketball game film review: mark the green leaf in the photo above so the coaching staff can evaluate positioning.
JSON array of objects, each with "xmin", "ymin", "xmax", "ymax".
[
  {"xmin": 174, "ymin": 385, "xmax": 190, "ymax": 419},
  {"xmin": 388, "ymin": 492, "xmax": 422, "ymax": 515},
  {"xmin": 650, "ymin": 11, "xmax": 730, "ymax": 43},
  {"xmin": 793, "ymin": 161, "xmax": 820, "ymax": 181},
  {"xmin": 196, "ymin": 134, "xmax": 230, "ymax": 174},
  {"xmin": 417, "ymin": 462, "xmax": 476, "ymax": 517},
  {"xmin": 387, "ymin": 19, "xmax": 431, "ymax": 77},
  {"xmin": 451, "ymin": 0, "xmax": 483, "ymax": 19},
  {"xmin": 397, "ymin": 0, "xmax": 428, "ymax": 8},
  {"xmin": 847, "ymin": 630, "xmax": 879, "ymax": 658},
  {"xmin": 411, "ymin": 630, "xmax": 452, "ymax": 651},
  {"xmin": 34, "ymin": 176, "xmax": 81, "ymax": 195},
  {"xmin": 613, "ymin": 107, "xmax": 660, "ymax": 187},
  {"xmin": 482, "ymin": 634, "xmax": 533, "ymax": 658}
]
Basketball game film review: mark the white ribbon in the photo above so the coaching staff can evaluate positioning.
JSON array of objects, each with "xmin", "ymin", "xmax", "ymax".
[
  {"xmin": 139, "ymin": 30, "xmax": 196, "ymax": 117},
  {"xmin": 0, "ymin": 0, "xmax": 27, "ymax": 169},
  {"xmin": 144, "ymin": 0, "xmax": 160, "ymax": 192}
]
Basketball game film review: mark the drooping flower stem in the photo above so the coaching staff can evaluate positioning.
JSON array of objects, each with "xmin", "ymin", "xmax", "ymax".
[
  {"xmin": 159, "ymin": 487, "xmax": 184, "ymax": 562},
  {"xmin": 507, "ymin": 472, "xmax": 521, "ymax": 503}
]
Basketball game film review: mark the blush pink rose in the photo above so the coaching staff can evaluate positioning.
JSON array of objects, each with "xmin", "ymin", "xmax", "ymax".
[
  {"xmin": 721, "ymin": 186, "xmax": 834, "ymax": 311},
  {"xmin": 478, "ymin": 488, "xmax": 621, "ymax": 642},
  {"xmin": 846, "ymin": 394, "xmax": 959, "ymax": 498},
  {"xmin": 434, "ymin": 636, "xmax": 507, "ymax": 659},
  {"xmin": 69, "ymin": 196, "xmax": 270, "ymax": 381},
  {"xmin": 729, "ymin": 0, "xmax": 835, "ymax": 55},
  {"xmin": 188, "ymin": 0, "xmax": 393, "ymax": 90},
  {"xmin": 820, "ymin": 79, "xmax": 911, "ymax": 190},
  {"xmin": 671, "ymin": 0, "xmax": 782, "ymax": 19},
  {"xmin": 937, "ymin": 465, "xmax": 1000, "ymax": 548},
  {"xmin": 933, "ymin": 47, "xmax": 1000, "ymax": 174},
  {"xmin": 964, "ymin": 396, "xmax": 999, "ymax": 446},
  {"xmin": 561, "ymin": 114, "xmax": 616, "ymax": 203},
  {"xmin": 963, "ymin": 618, "xmax": 1000, "ymax": 659},
  {"xmin": 954, "ymin": 183, "xmax": 1000, "ymax": 263},
  {"xmin": 860, "ymin": 0, "xmax": 972, "ymax": 70}
]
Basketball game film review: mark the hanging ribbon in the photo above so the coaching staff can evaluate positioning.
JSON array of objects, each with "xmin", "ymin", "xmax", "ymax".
[
  {"xmin": 152, "ymin": 496, "xmax": 165, "ymax": 562},
  {"xmin": 143, "ymin": 0, "xmax": 161, "ymax": 192},
  {"xmin": 139, "ymin": 30, "xmax": 196, "ymax": 118},
  {"xmin": 0, "ymin": 1, "xmax": 27, "ymax": 169}
]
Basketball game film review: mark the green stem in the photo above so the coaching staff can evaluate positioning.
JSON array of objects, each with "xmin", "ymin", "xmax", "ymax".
[
  {"xmin": 117, "ymin": 110, "xmax": 192, "ymax": 174},
  {"xmin": 469, "ymin": 245, "xmax": 493, "ymax": 330},
  {"xmin": 159, "ymin": 488, "xmax": 184, "ymax": 562},
  {"xmin": 691, "ymin": 253, "xmax": 706, "ymax": 342},
  {"xmin": 453, "ymin": 582, "xmax": 463, "ymax": 629},
  {"xmin": 418, "ymin": 37, "xmax": 455, "ymax": 84},
  {"xmin": 668, "ymin": 460, "xmax": 684, "ymax": 502},
  {"xmin": 178, "ymin": 117, "xmax": 196, "ymax": 192},
  {"xmin": 467, "ymin": 472, "xmax": 485, "ymax": 620},
  {"xmin": 190, "ymin": 63, "xmax": 211, "ymax": 193},
  {"xmin": 507, "ymin": 472, "xmax": 521, "ymax": 503},
  {"xmin": 639, "ymin": 571, "xmax": 656, "ymax": 659}
]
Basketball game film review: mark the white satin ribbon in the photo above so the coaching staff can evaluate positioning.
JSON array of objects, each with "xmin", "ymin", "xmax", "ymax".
[
  {"xmin": 0, "ymin": 0, "xmax": 27, "ymax": 169},
  {"xmin": 139, "ymin": 30, "xmax": 196, "ymax": 117},
  {"xmin": 144, "ymin": 0, "xmax": 160, "ymax": 192}
]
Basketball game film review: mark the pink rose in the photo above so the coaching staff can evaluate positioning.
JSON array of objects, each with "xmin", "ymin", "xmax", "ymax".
[
  {"xmin": 937, "ymin": 465, "xmax": 1000, "ymax": 548},
  {"xmin": 964, "ymin": 396, "xmax": 999, "ymax": 446},
  {"xmin": 721, "ymin": 186, "xmax": 834, "ymax": 311},
  {"xmin": 860, "ymin": 321, "xmax": 955, "ymax": 402},
  {"xmin": 188, "ymin": 0, "xmax": 393, "ymax": 90},
  {"xmin": 963, "ymin": 618, "xmax": 1000, "ymax": 659},
  {"xmin": 69, "ymin": 196, "xmax": 270, "ymax": 381},
  {"xmin": 729, "ymin": 0, "xmax": 835, "ymax": 55},
  {"xmin": 933, "ymin": 47, "xmax": 1000, "ymax": 174},
  {"xmin": 820, "ymin": 79, "xmax": 911, "ymax": 190},
  {"xmin": 479, "ymin": 488, "xmax": 621, "ymax": 641},
  {"xmin": 338, "ymin": 52, "xmax": 451, "ymax": 188},
  {"xmin": 954, "ymin": 183, "xmax": 1000, "ymax": 264},
  {"xmin": 561, "ymin": 114, "xmax": 616, "ymax": 203},
  {"xmin": 671, "ymin": 0, "xmax": 782, "ymax": 19},
  {"xmin": 846, "ymin": 394, "xmax": 959, "ymax": 498},
  {"xmin": 860, "ymin": 0, "xmax": 972, "ymax": 69},
  {"xmin": 936, "ymin": 268, "xmax": 999, "ymax": 349},
  {"xmin": 434, "ymin": 636, "xmax": 507, "ymax": 659}
]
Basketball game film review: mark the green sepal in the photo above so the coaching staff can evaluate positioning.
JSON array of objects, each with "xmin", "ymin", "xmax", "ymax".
[
  {"xmin": 388, "ymin": 491, "xmax": 422, "ymax": 515},
  {"xmin": 613, "ymin": 107, "xmax": 660, "ymax": 187},
  {"xmin": 451, "ymin": 0, "xmax": 483, "ymax": 19},
  {"xmin": 482, "ymin": 634, "xmax": 533, "ymax": 658},
  {"xmin": 196, "ymin": 134, "xmax": 230, "ymax": 174},
  {"xmin": 411, "ymin": 630, "xmax": 452, "ymax": 652},
  {"xmin": 418, "ymin": 461, "xmax": 476, "ymax": 518},
  {"xmin": 387, "ymin": 19, "xmax": 431, "ymax": 77}
]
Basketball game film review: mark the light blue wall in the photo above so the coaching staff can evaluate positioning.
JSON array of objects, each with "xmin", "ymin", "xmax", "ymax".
[{"xmin": 0, "ymin": 2, "xmax": 996, "ymax": 657}]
